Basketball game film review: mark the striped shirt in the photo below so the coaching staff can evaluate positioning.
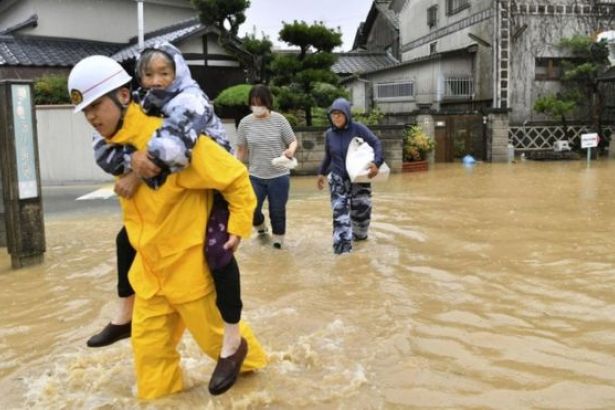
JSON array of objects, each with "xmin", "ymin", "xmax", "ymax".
[{"xmin": 237, "ymin": 111, "xmax": 296, "ymax": 179}]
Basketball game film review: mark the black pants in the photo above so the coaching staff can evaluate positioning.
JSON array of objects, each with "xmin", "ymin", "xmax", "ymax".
[
  {"xmin": 115, "ymin": 226, "xmax": 242, "ymax": 323},
  {"xmin": 116, "ymin": 227, "xmax": 136, "ymax": 298}
]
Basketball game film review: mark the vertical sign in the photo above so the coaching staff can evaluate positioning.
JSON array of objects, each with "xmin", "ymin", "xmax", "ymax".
[
  {"xmin": 581, "ymin": 133, "xmax": 598, "ymax": 166},
  {"xmin": 11, "ymin": 84, "xmax": 38, "ymax": 199},
  {"xmin": 0, "ymin": 80, "xmax": 45, "ymax": 268}
]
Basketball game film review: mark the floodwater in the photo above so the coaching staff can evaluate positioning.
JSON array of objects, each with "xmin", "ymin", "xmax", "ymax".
[{"xmin": 1, "ymin": 160, "xmax": 615, "ymax": 409}]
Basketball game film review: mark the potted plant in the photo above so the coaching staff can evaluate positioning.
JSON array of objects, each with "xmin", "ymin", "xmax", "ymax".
[{"xmin": 402, "ymin": 125, "xmax": 435, "ymax": 172}]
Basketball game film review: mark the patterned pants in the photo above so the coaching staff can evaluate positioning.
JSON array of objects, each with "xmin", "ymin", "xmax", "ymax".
[{"xmin": 328, "ymin": 173, "xmax": 372, "ymax": 254}]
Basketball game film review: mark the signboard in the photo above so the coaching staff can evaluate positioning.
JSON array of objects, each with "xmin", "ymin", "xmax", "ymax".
[
  {"xmin": 581, "ymin": 133, "xmax": 599, "ymax": 149},
  {"xmin": 11, "ymin": 84, "xmax": 38, "ymax": 199}
]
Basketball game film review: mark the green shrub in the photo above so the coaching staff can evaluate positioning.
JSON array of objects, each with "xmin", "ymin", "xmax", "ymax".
[
  {"xmin": 403, "ymin": 125, "xmax": 435, "ymax": 161},
  {"xmin": 352, "ymin": 107, "xmax": 384, "ymax": 126},
  {"xmin": 34, "ymin": 74, "xmax": 70, "ymax": 105},
  {"xmin": 213, "ymin": 84, "xmax": 252, "ymax": 108},
  {"xmin": 282, "ymin": 112, "xmax": 299, "ymax": 127}
]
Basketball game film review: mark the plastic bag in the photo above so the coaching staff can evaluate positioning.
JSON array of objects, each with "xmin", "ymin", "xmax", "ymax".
[
  {"xmin": 271, "ymin": 155, "xmax": 298, "ymax": 169},
  {"xmin": 345, "ymin": 137, "xmax": 390, "ymax": 183}
]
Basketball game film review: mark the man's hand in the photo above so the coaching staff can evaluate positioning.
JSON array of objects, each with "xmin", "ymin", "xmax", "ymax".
[
  {"xmin": 367, "ymin": 163, "xmax": 379, "ymax": 179},
  {"xmin": 223, "ymin": 235, "xmax": 241, "ymax": 252},
  {"xmin": 317, "ymin": 175, "xmax": 326, "ymax": 190},
  {"xmin": 114, "ymin": 171, "xmax": 142, "ymax": 199},
  {"xmin": 132, "ymin": 151, "xmax": 161, "ymax": 178}
]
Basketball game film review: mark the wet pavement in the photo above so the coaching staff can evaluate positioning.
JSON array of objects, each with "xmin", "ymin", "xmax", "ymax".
[{"xmin": 1, "ymin": 160, "xmax": 615, "ymax": 409}]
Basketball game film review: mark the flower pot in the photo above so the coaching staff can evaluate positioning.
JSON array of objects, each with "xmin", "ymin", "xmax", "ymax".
[{"xmin": 401, "ymin": 160, "xmax": 428, "ymax": 172}]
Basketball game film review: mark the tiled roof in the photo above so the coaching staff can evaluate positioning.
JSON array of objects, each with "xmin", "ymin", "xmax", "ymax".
[
  {"xmin": 332, "ymin": 52, "xmax": 398, "ymax": 75},
  {"xmin": 113, "ymin": 17, "xmax": 205, "ymax": 61},
  {"xmin": 112, "ymin": 17, "xmax": 246, "ymax": 62},
  {"xmin": 351, "ymin": 44, "xmax": 478, "ymax": 78},
  {"xmin": 0, "ymin": 34, "xmax": 122, "ymax": 66}
]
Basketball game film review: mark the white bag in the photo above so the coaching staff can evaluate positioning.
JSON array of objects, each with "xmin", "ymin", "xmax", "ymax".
[
  {"xmin": 271, "ymin": 155, "xmax": 298, "ymax": 169},
  {"xmin": 345, "ymin": 137, "xmax": 390, "ymax": 183}
]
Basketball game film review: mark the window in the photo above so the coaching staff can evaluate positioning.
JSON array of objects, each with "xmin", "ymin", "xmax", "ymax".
[
  {"xmin": 427, "ymin": 5, "xmax": 438, "ymax": 28},
  {"xmin": 429, "ymin": 41, "xmax": 438, "ymax": 55},
  {"xmin": 444, "ymin": 77, "xmax": 474, "ymax": 97},
  {"xmin": 535, "ymin": 58, "xmax": 562, "ymax": 81},
  {"xmin": 447, "ymin": 0, "xmax": 469, "ymax": 15},
  {"xmin": 375, "ymin": 81, "xmax": 415, "ymax": 101}
]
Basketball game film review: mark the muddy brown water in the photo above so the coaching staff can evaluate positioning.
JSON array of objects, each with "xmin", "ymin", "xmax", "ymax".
[{"xmin": 1, "ymin": 161, "xmax": 615, "ymax": 409}]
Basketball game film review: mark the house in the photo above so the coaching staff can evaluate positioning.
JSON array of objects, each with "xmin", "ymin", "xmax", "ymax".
[
  {"xmin": 346, "ymin": 0, "xmax": 615, "ymax": 161},
  {"xmin": 0, "ymin": 0, "xmax": 247, "ymax": 98}
]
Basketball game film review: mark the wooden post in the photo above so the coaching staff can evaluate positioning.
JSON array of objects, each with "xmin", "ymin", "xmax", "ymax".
[{"xmin": 0, "ymin": 80, "xmax": 46, "ymax": 268}]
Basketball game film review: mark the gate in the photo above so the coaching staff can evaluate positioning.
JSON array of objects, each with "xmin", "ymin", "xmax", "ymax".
[{"xmin": 432, "ymin": 114, "xmax": 485, "ymax": 162}]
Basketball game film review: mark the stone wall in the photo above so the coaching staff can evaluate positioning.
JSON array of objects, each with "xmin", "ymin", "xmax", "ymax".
[
  {"xmin": 292, "ymin": 125, "xmax": 406, "ymax": 175},
  {"xmin": 488, "ymin": 111, "xmax": 510, "ymax": 162}
]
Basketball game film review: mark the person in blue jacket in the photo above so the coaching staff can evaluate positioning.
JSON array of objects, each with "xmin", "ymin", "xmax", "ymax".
[{"xmin": 316, "ymin": 98, "xmax": 384, "ymax": 254}]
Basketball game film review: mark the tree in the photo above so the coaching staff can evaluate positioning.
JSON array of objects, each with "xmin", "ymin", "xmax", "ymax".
[
  {"xmin": 190, "ymin": 0, "xmax": 249, "ymax": 36},
  {"xmin": 533, "ymin": 94, "xmax": 577, "ymax": 141},
  {"xmin": 242, "ymin": 33, "xmax": 273, "ymax": 83},
  {"xmin": 533, "ymin": 35, "xmax": 610, "ymax": 143},
  {"xmin": 558, "ymin": 35, "xmax": 610, "ymax": 138},
  {"xmin": 190, "ymin": 0, "xmax": 272, "ymax": 83},
  {"xmin": 270, "ymin": 20, "xmax": 345, "ymax": 125}
]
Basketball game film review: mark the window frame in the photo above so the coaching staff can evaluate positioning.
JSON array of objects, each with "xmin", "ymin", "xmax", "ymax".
[
  {"xmin": 427, "ymin": 5, "xmax": 438, "ymax": 28},
  {"xmin": 446, "ymin": 0, "xmax": 470, "ymax": 16},
  {"xmin": 534, "ymin": 58, "xmax": 562, "ymax": 81},
  {"xmin": 443, "ymin": 76, "xmax": 474, "ymax": 98},
  {"xmin": 374, "ymin": 81, "xmax": 416, "ymax": 102}
]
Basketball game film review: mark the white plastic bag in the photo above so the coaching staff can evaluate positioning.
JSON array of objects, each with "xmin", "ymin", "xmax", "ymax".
[
  {"xmin": 271, "ymin": 155, "xmax": 298, "ymax": 169},
  {"xmin": 345, "ymin": 137, "xmax": 390, "ymax": 183}
]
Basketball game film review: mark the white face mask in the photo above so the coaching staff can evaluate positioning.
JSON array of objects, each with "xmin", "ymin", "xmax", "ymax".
[{"xmin": 251, "ymin": 105, "xmax": 269, "ymax": 117}]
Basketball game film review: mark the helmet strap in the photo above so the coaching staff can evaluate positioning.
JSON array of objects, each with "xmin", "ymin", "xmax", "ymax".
[{"xmin": 106, "ymin": 90, "xmax": 129, "ymax": 135}]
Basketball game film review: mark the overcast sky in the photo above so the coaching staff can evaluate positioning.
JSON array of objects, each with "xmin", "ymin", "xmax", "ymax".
[{"xmin": 238, "ymin": 0, "xmax": 374, "ymax": 51}]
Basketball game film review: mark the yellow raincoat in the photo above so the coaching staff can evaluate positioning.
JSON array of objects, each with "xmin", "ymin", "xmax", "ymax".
[{"xmin": 109, "ymin": 103, "xmax": 267, "ymax": 399}]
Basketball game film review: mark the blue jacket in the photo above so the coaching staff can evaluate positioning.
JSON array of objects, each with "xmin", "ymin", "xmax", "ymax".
[{"xmin": 318, "ymin": 98, "xmax": 384, "ymax": 180}]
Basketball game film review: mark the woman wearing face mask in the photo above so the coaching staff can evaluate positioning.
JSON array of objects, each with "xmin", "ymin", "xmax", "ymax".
[{"xmin": 236, "ymin": 84, "xmax": 297, "ymax": 249}]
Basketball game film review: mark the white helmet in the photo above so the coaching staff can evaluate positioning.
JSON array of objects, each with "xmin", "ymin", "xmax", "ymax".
[{"xmin": 67, "ymin": 55, "xmax": 132, "ymax": 113}]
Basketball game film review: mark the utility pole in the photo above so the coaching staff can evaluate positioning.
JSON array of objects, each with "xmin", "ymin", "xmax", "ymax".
[{"xmin": 137, "ymin": 0, "xmax": 144, "ymax": 49}]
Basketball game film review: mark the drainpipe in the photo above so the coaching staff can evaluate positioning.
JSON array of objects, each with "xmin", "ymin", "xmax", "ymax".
[{"xmin": 137, "ymin": 0, "xmax": 144, "ymax": 50}]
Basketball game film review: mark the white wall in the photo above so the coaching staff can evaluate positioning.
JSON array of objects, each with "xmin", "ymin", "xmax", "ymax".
[
  {"xmin": 36, "ymin": 105, "xmax": 111, "ymax": 184},
  {"xmin": 0, "ymin": 0, "xmax": 195, "ymax": 43},
  {"xmin": 35, "ymin": 105, "xmax": 239, "ymax": 184}
]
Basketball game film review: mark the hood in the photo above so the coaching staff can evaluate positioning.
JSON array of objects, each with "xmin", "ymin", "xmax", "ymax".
[
  {"xmin": 328, "ymin": 97, "xmax": 353, "ymax": 129},
  {"xmin": 137, "ymin": 41, "xmax": 199, "ymax": 94}
]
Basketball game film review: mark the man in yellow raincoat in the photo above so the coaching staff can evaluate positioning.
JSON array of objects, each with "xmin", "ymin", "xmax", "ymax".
[{"xmin": 67, "ymin": 55, "xmax": 267, "ymax": 400}]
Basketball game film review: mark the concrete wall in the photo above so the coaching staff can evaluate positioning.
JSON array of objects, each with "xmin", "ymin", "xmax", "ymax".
[
  {"xmin": 508, "ymin": 7, "xmax": 603, "ymax": 124},
  {"xmin": 35, "ymin": 105, "xmax": 241, "ymax": 184},
  {"xmin": 488, "ymin": 111, "xmax": 510, "ymax": 162},
  {"xmin": 399, "ymin": 0, "xmax": 492, "ymax": 60},
  {"xmin": 292, "ymin": 125, "xmax": 405, "ymax": 176},
  {"xmin": 34, "ymin": 106, "xmax": 408, "ymax": 183},
  {"xmin": 35, "ymin": 105, "xmax": 110, "ymax": 184},
  {"xmin": 0, "ymin": 0, "xmax": 195, "ymax": 43}
]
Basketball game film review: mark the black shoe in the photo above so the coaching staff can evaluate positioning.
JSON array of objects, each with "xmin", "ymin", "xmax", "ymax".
[
  {"xmin": 86, "ymin": 321, "xmax": 131, "ymax": 348},
  {"xmin": 208, "ymin": 338, "xmax": 248, "ymax": 395}
]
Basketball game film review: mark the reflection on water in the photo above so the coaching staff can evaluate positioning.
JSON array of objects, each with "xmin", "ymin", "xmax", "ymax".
[{"xmin": 2, "ymin": 161, "xmax": 615, "ymax": 409}]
